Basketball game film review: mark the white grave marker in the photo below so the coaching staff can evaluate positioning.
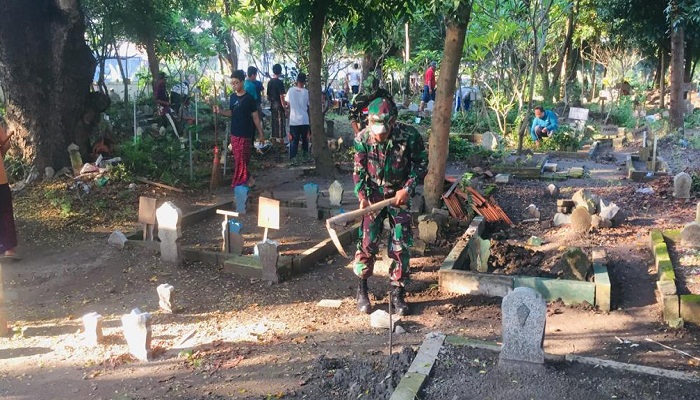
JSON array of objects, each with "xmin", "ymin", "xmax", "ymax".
[{"xmin": 258, "ymin": 197, "xmax": 280, "ymax": 242}]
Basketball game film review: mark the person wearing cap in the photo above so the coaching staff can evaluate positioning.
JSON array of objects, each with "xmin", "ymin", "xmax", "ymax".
[
  {"xmin": 352, "ymin": 97, "xmax": 428, "ymax": 316},
  {"xmin": 213, "ymin": 69, "xmax": 265, "ymax": 188},
  {"xmin": 419, "ymin": 61, "xmax": 437, "ymax": 112},
  {"xmin": 286, "ymin": 72, "xmax": 310, "ymax": 160},
  {"xmin": 348, "ymin": 72, "xmax": 395, "ymax": 135}
]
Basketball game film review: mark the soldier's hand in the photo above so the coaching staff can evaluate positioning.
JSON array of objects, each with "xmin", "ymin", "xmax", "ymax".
[
  {"xmin": 394, "ymin": 189, "xmax": 409, "ymax": 206},
  {"xmin": 359, "ymin": 198, "xmax": 370, "ymax": 209}
]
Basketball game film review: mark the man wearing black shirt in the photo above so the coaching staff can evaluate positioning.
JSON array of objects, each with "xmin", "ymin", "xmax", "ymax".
[{"xmin": 267, "ymin": 64, "xmax": 287, "ymax": 141}]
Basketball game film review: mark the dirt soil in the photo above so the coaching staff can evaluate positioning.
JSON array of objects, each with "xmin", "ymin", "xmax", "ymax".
[
  {"xmin": 2, "ymin": 119, "xmax": 700, "ymax": 399},
  {"xmin": 423, "ymin": 343, "xmax": 700, "ymax": 400}
]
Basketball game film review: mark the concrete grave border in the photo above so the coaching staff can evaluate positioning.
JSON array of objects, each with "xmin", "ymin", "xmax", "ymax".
[
  {"xmin": 126, "ymin": 198, "xmax": 359, "ymax": 280},
  {"xmin": 389, "ymin": 333, "xmax": 699, "ymax": 400},
  {"xmin": 439, "ymin": 219, "xmax": 611, "ymax": 310},
  {"xmin": 626, "ymin": 154, "xmax": 671, "ymax": 182},
  {"xmin": 650, "ymin": 229, "xmax": 700, "ymax": 326}
]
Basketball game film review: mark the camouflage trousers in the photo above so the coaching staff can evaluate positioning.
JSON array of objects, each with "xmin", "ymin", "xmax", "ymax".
[{"xmin": 353, "ymin": 204, "xmax": 412, "ymax": 286}]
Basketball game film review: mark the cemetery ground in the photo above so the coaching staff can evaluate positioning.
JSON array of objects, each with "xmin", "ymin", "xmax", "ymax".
[{"xmin": 2, "ymin": 120, "xmax": 700, "ymax": 399}]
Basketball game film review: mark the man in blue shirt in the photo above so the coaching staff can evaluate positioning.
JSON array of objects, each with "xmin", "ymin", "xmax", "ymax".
[{"xmin": 530, "ymin": 106, "xmax": 558, "ymax": 145}]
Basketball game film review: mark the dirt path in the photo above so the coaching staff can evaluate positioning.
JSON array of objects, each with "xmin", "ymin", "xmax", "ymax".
[{"xmin": 2, "ymin": 128, "xmax": 700, "ymax": 399}]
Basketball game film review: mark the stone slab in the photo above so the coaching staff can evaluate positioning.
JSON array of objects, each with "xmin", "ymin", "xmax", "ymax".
[
  {"xmin": 440, "ymin": 238, "xmax": 470, "ymax": 271},
  {"xmin": 513, "ymin": 276, "xmax": 595, "ymax": 305},
  {"xmin": 439, "ymin": 269, "xmax": 513, "ymax": 298},
  {"xmin": 390, "ymin": 332, "xmax": 446, "ymax": 400},
  {"xmin": 593, "ymin": 263, "xmax": 611, "ymax": 312},
  {"xmin": 680, "ymin": 295, "xmax": 700, "ymax": 325},
  {"xmin": 662, "ymin": 294, "xmax": 681, "ymax": 322},
  {"xmin": 657, "ymin": 280, "xmax": 677, "ymax": 296}
]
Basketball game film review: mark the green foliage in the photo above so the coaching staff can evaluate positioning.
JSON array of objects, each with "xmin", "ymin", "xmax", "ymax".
[
  {"xmin": 448, "ymin": 135, "xmax": 493, "ymax": 160},
  {"xmin": 3, "ymin": 155, "xmax": 29, "ymax": 184},
  {"xmin": 539, "ymin": 126, "xmax": 583, "ymax": 151},
  {"xmin": 607, "ymin": 98, "xmax": 637, "ymax": 128},
  {"xmin": 692, "ymin": 172, "xmax": 700, "ymax": 194},
  {"xmin": 451, "ymin": 111, "xmax": 491, "ymax": 135},
  {"xmin": 685, "ymin": 110, "xmax": 700, "ymax": 129},
  {"xmin": 115, "ymin": 135, "xmax": 192, "ymax": 186},
  {"xmin": 44, "ymin": 189, "xmax": 74, "ymax": 217}
]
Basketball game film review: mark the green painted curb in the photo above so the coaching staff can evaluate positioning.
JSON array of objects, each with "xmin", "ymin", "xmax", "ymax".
[{"xmin": 514, "ymin": 276, "xmax": 595, "ymax": 305}]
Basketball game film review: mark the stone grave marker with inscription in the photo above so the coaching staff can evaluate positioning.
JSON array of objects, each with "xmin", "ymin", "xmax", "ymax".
[{"xmin": 499, "ymin": 287, "xmax": 546, "ymax": 369}]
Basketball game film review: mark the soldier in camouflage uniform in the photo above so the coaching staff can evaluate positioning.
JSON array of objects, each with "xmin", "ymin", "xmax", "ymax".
[
  {"xmin": 348, "ymin": 73, "xmax": 397, "ymax": 135},
  {"xmin": 352, "ymin": 97, "xmax": 428, "ymax": 315}
]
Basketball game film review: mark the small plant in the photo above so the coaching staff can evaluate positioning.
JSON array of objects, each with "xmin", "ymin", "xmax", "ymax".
[
  {"xmin": 540, "ymin": 126, "xmax": 582, "ymax": 151},
  {"xmin": 448, "ymin": 135, "xmax": 494, "ymax": 160},
  {"xmin": 44, "ymin": 189, "xmax": 73, "ymax": 217}
]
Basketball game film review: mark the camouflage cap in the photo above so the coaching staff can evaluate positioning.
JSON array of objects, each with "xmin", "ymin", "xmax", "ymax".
[{"xmin": 367, "ymin": 98, "xmax": 395, "ymax": 134}]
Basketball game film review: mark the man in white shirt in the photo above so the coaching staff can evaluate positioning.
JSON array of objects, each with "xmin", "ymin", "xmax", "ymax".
[
  {"xmin": 348, "ymin": 63, "xmax": 361, "ymax": 95},
  {"xmin": 286, "ymin": 73, "xmax": 310, "ymax": 160}
]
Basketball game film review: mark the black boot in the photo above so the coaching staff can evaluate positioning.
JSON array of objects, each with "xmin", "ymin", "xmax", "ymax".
[
  {"xmin": 391, "ymin": 286, "xmax": 409, "ymax": 316},
  {"xmin": 356, "ymin": 279, "xmax": 371, "ymax": 314}
]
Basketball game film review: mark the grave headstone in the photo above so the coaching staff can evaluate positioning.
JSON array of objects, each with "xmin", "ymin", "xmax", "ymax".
[
  {"xmin": 258, "ymin": 241, "xmax": 280, "ymax": 283},
  {"xmin": 552, "ymin": 213, "xmax": 571, "ymax": 226},
  {"xmin": 45, "ymin": 167, "xmax": 55, "ymax": 180},
  {"xmin": 568, "ymin": 107, "xmax": 589, "ymax": 121},
  {"xmin": 467, "ymin": 236, "xmax": 491, "ymax": 273},
  {"xmin": 600, "ymin": 125, "xmax": 619, "ymax": 136},
  {"xmin": 495, "ymin": 174, "xmax": 510, "ymax": 184},
  {"xmin": 121, "ymin": 308, "xmax": 152, "ymax": 361},
  {"xmin": 108, "ymin": 230, "xmax": 128, "ymax": 250},
  {"xmin": 156, "ymin": 202, "xmax": 182, "ymax": 266},
  {"xmin": 570, "ymin": 206, "xmax": 592, "ymax": 233},
  {"xmin": 329, "ymin": 180, "xmax": 344, "ymax": 206},
  {"xmin": 138, "ymin": 196, "xmax": 157, "ymax": 241},
  {"xmin": 157, "ymin": 283, "xmax": 175, "ymax": 313},
  {"xmin": 499, "ymin": 287, "xmax": 546, "ymax": 368},
  {"xmin": 234, "ymin": 185, "xmax": 249, "ymax": 214},
  {"xmin": 674, "ymin": 172, "xmax": 692, "ymax": 199},
  {"xmin": 227, "ymin": 221, "xmax": 244, "ymax": 254},
  {"xmin": 82, "ymin": 312, "xmax": 103, "ymax": 346},
  {"xmin": 304, "ymin": 183, "xmax": 319, "ymax": 218},
  {"xmin": 558, "ymin": 247, "xmax": 590, "ymax": 281},
  {"xmin": 67, "ymin": 143, "xmax": 83, "ymax": 176},
  {"xmin": 481, "ymin": 131, "xmax": 499, "ymax": 150},
  {"xmin": 523, "ymin": 204, "xmax": 540, "ymax": 220},
  {"xmin": 681, "ymin": 222, "xmax": 700, "ymax": 248},
  {"xmin": 572, "ymin": 189, "xmax": 598, "ymax": 214},
  {"xmin": 418, "ymin": 217, "xmax": 440, "ymax": 244},
  {"xmin": 547, "ymin": 184, "xmax": 559, "ymax": 198}
]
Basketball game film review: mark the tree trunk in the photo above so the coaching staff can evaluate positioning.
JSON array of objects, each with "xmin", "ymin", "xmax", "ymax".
[
  {"xmin": 222, "ymin": 0, "xmax": 238, "ymax": 72},
  {"xmin": 555, "ymin": 1, "xmax": 577, "ymax": 100},
  {"xmin": 670, "ymin": 26, "xmax": 684, "ymax": 129},
  {"xmin": 0, "ymin": 0, "xmax": 96, "ymax": 170},
  {"xmin": 424, "ymin": 3, "xmax": 471, "ymax": 210},
  {"xmin": 308, "ymin": 6, "xmax": 334, "ymax": 177},
  {"xmin": 144, "ymin": 35, "xmax": 160, "ymax": 96}
]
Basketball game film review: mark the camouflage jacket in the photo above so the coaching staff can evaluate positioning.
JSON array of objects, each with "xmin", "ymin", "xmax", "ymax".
[
  {"xmin": 353, "ymin": 123, "xmax": 427, "ymax": 202},
  {"xmin": 348, "ymin": 88, "xmax": 397, "ymax": 126}
]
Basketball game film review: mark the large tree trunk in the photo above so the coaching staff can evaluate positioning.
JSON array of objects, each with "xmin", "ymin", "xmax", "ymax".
[
  {"xmin": 0, "ymin": 0, "xmax": 96, "ymax": 171},
  {"xmin": 308, "ymin": 6, "xmax": 334, "ymax": 176},
  {"xmin": 144, "ymin": 36, "xmax": 160, "ymax": 96},
  {"xmin": 222, "ymin": 0, "xmax": 239, "ymax": 72},
  {"xmin": 670, "ymin": 26, "xmax": 684, "ymax": 129},
  {"xmin": 424, "ymin": 3, "xmax": 471, "ymax": 210}
]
